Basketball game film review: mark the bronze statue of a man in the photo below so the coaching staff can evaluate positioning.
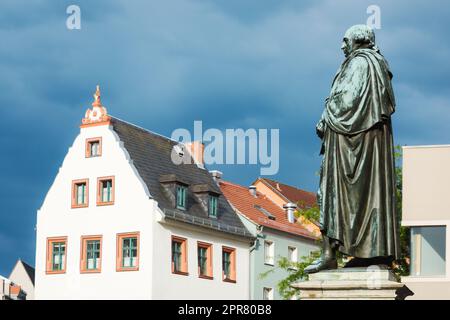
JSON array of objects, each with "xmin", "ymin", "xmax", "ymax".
[{"xmin": 305, "ymin": 25, "xmax": 400, "ymax": 273}]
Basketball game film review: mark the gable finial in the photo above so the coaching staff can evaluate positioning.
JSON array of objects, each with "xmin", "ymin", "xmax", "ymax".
[
  {"xmin": 81, "ymin": 84, "xmax": 110, "ymax": 127},
  {"xmin": 92, "ymin": 84, "xmax": 102, "ymax": 107}
]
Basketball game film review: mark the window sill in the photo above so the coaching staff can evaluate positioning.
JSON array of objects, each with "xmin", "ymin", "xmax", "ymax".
[
  {"xmin": 46, "ymin": 270, "xmax": 66, "ymax": 275},
  {"xmin": 97, "ymin": 201, "xmax": 114, "ymax": 206},
  {"xmin": 81, "ymin": 269, "xmax": 102, "ymax": 274},
  {"xmin": 172, "ymin": 270, "xmax": 189, "ymax": 276},
  {"xmin": 199, "ymin": 275, "xmax": 214, "ymax": 280},
  {"xmin": 71, "ymin": 204, "xmax": 88, "ymax": 209},
  {"xmin": 264, "ymin": 262, "xmax": 274, "ymax": 266},
  {"xmin": 116, "ymin": 266, "xmax": 139, "ymax": 272},
  {"xmin": 223, "ymin": 278, "xmax": 236, "ymax": 284}
]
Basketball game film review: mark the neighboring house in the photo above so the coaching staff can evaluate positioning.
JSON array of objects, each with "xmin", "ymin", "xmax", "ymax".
[
  {"xmin": 9, "ymin": 259, "xmax": 35, "ymax": 300},
  {"xmin": 220, "ymin": 179, "xmax": 320, "ymax": 300},
  {"xmin": 1, "ymin": 274, "xmax": 27, "ymax": 300},
  {"xmin": 401, "ymin": 145, "xmax": 450, "ymax": 299},
  {"xmin": 252, "ymin": 178, "xmax": 320, "ymax": 235},
  {"xmin": 253, "ymin": 178, "xmax": 317, "ymax": 209},
  {"xmin": 35, "ymin": 86, "xmax": 254, "ymax": 300}
]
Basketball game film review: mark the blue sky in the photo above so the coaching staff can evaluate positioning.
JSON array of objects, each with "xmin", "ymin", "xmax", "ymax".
[{"xmin": 1, "ymin": 0, "xmax": 450, "ymax": 276}]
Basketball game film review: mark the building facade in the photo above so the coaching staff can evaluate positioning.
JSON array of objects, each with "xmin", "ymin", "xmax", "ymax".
[
  {"xmin": 8, "ymin": 259, "xmax": 35, "ymax": 300},
  {"xmin": 401, "ymin": 145, "xmax": 450, "ymax": 299},
  {"xmin": 220, "ymin": 180, "xmax": 319, "ymax": 300},
  {"xmin": 35, "ymin": 87, "xmax": 253, "ymax": 300}
]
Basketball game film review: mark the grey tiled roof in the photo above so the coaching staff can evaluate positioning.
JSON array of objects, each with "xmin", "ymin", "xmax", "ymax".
[
  {"xmin": 20, "ymin": 261, "xmax": 35, "ymax": 285},
  {"xmin": 110, "ymin": 117, "xmax": 253, "ymax": 239}
]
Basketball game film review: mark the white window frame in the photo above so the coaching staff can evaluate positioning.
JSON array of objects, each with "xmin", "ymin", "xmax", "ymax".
[
  {"xmin": 263, "ymin": 287, "xmax": 273, "ymax": 300},
  {"xmin": 264, "ymin": 240, "xmax": 274, "ymax": 265},
  {"xmin": 288, "ymin": 246, "xmax": 298, "ymax": 264}
]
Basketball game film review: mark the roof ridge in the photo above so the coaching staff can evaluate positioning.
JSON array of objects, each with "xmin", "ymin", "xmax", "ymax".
[
  {"xmin": 110, "ymin": 116, "xmax": 178, "ymax": 143},
  {"xmin": 220, "ymin": 180, "xmax": 249, "ymax": 190},
  {"xmin": 260, "ymin": 177, "xmax": 316, "ymax": 196}
]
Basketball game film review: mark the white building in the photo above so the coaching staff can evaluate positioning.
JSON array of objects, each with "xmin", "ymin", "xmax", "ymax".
[
  {"xmin": 1, "ymin": 259, "xmax": 34, "ymax": 300},
  {"xmin": 35, "ymin": 86, "xmax": 253, "ymax": 300},
  {"xmin": 401, "ymin": 145, "xmax": 450, "ymax": 299}
]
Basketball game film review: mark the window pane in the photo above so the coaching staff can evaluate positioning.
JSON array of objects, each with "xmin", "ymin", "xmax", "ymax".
[
  {"xmin": 77, "ymin": 184, "xmax": 85, "ymax": 205},
  {"xmin": 288, "ymin": 247, "xmax": 297, "ymax": 263},
  {"xmin": 122, "ymin": 237, "xmax": 137, "ymax": 268},
  {"xmin": 411, "ymin": 226, "xmax": 446, "ymax": 276},
  {"xmin": 209, "ymin": 196, "xmax": 217, "ymax": 217},
  {"xmin": 91, "ymin": 142, "xmax": 99, "ymax": 156},
  {"xmin": 61, "ymin": 253, "xmax": 66, "ymax": 270},
  {"xmin": 86, "ymin": 240, "xmax": 100, "ymax": 270},
  {"xmin": 172, "ymin": 241, "xmax": 182, "ymax": 272},
  {"xmin": 123, "ymin": 257, "xmax": 131, "ymax": 267},
  {"xmin": 265, "ymin": 241, "xmax": 273, "ymax": 264},
  {"xmin": 52, "ymin": 242, "xmax": 65, "ymax": 271},
  {"xmin": 87, "ymin": 257, "xmax": 95, "ymax": 269},
  {"xmin": 198, "ymin": 247, "xmax": 207, "ymax": 275},
  {"xmin": 263, "ymin": 288, "xmax": 273, "ymax": 300},
  {"xmin": 177, "ymin": 186, "xmax": 186, "ymax": 209},
  {"xmin": 223, "ymin": 251, "xmax": 230, "ymax": 278},
  {"xmin": 101, "ymin": 180, "xmax": 112, "ymax": 202}
]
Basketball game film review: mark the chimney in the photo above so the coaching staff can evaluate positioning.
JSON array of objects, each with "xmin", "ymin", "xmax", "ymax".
[
  {"xmin": 210, "ymin": 170, "xmax": 223, "ymax": 183},
  {"xmin": 249, "ymin": 185, "xmax": 257, "ymax": 197},
  {"xmin": 283, "ymin": 202, "xmax": 297, "ymax": 223},
  {"xmin": 185, "ymin": 141, "xmax": 204, "ymax": 167}
]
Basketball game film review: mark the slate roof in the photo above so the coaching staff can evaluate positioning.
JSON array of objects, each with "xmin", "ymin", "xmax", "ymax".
[
  {"xmin": 220, "ymin": 180, "xmax": 318, "ymax": 240},
  {"xmin": 254, "ymin": 178, "xmax": 317, "ymax": 208},
  {"xmin": 110, "ymin": 117, "xmax": 253, "ymax": 239},
  {"xmin": 20, "ymin": 261, "xmax": 35, "ymax": 286},
  {"xmin": 7, "ymin": 259, "xmax": 35, "ymax": 286}
]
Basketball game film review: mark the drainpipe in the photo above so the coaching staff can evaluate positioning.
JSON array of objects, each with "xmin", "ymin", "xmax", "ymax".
[{"xmin": 249, "ymin": 225, "xmax": 264, "ymax": 300}]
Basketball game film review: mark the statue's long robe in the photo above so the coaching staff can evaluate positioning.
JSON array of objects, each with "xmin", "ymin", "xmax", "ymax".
[{"xmin": 318, "ymin": 48, "xmax": 400, "ymax": 259}]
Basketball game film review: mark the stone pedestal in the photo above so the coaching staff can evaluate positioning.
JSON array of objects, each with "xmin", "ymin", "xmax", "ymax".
[{"xmin": 292, "ymin": 265, "xmax": 412, "ymax": 300}]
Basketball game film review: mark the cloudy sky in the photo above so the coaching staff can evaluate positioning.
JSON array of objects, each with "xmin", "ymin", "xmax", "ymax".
[{"xmin": 1, "ymin": 0, "xmax": 449, "ymax": 275}]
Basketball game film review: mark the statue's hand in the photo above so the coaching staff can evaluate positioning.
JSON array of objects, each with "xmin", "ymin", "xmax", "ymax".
[{"xmin": 316, "ymin": 120, "xmax": 325, "ymax": 139}]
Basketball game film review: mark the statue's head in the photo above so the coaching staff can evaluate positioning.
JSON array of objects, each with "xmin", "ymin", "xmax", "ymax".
[{"xmin": 341, "ymin": 25, "xmax": 376, "ymax": 57}]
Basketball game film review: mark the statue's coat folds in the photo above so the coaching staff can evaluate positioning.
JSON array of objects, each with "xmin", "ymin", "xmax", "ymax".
[{"xmin": 317, "ymin": 47, "xmax": 400, "ymax": 259}]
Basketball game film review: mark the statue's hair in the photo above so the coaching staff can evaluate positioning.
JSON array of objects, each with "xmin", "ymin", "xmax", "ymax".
[{"xmin": 344, "ymin": 25, "xmax": 376, "ymax": 47}]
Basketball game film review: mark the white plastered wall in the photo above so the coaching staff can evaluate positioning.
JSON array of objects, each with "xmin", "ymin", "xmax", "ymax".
[{"xmin": 35, "ymin": 124, "xmax": 156, "ymax": 299}]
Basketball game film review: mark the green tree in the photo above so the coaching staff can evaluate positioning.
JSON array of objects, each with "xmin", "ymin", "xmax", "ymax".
[
  {"xmin": 392, "ymin": 145, "xmax": 410, "ymax": 277},
  {"xmin": 261, "ymin": 145, "xmax": 410, "ymax": 299}
]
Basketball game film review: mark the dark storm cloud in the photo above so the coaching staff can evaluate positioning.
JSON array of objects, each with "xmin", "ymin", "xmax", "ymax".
[{"xmin": 1, "ymin": 0, "xmax": 450, "ymax": 275}]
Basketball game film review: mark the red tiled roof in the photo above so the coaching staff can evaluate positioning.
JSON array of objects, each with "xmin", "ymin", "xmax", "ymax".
[
  {"xmin": 255, "ymin": 178, "xmax": 317, "ymax": 208},
  {"xmin": 220, "ymin": 180, "xmax": 318, "ymax": 240}
]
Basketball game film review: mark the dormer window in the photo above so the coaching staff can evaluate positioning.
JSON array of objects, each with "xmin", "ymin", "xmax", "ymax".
[
  {"xmin": 176, "ymin": 185, "xmax": 187, "ymax": 210},
  {"xmin": 209, "ymin": 195, "xmax": 218, "ymax": 218},
  {"xmin": 86, "ymin": 137, "xmax": 102, "ymax": 158}
]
